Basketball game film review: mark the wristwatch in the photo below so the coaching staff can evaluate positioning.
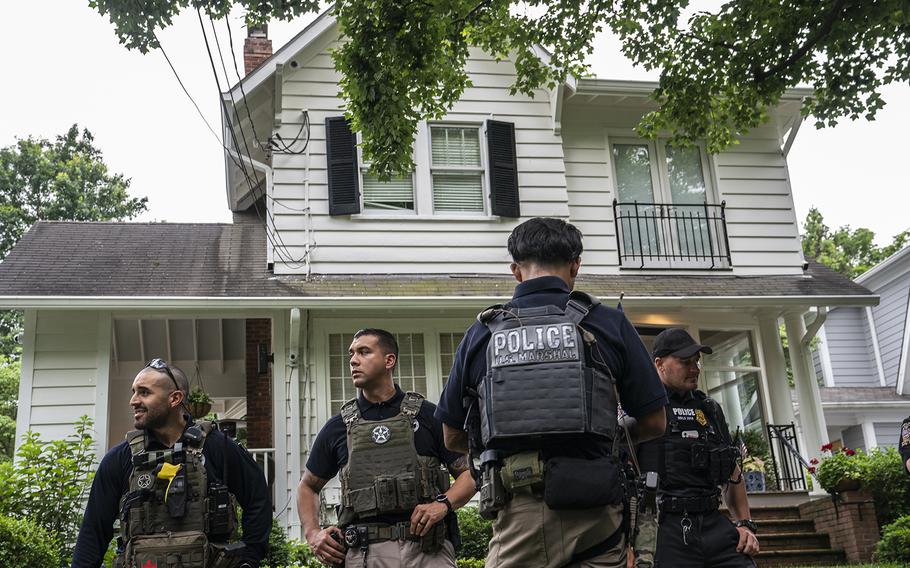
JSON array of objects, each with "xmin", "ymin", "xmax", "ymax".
[
  {"xmin": 734, "ymin": 519, "xmax": 758, "ymax": 534},
  {"xmin": 435, "ymin": 493, "xmax": 453, "ymax": 514}
]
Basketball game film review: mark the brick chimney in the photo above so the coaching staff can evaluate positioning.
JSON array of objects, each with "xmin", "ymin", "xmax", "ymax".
[{"xmin": 244, "ymin": 24, "xmax": 272, "ymax": 75}]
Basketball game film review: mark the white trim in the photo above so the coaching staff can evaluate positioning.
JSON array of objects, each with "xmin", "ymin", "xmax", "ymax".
[
  {"xmin": 94, "ymin": 312, "xmax": 113, "ymax": 457},
  {"xmin": 897, "ymin": 288, "xmax": 910, "ymax": 395},
  {"xmin": 574, "ymin": 78, "xmax": 814, "ymax": 101},
  {"xmin": 782, "ymin": 115, "xmax": 803, "ymax": 157},
  {"xmin": 822, "ymin": 401, "xmax": 910, "ymax": 408},
  {"xmin": 13, "ymin": 309, "xmax": 36, "ymax": 457},
  {"xmin": 0, "ymin": 294, "xmax": 880, "ymax": 310},
  {"xmin": 816, "ymin": 325, "xmax": 836, "ymax": 387},
  {"xmin": 861, "ymin": 421, "xmax": 878, "ymax": 450},
  {"xmin": 856, "ymin": 244, "xmax": 910, "ymax": 285},
  {"xmin": 865, "ymin": 306, "xmax": 887, "ymax": 387}
]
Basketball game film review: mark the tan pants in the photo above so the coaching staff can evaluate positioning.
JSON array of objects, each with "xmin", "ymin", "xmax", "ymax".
[
  {"xmin": 486, "ymin": 493, "xmax": 627, "ymax": 568},
  {"xmin": 343, "ymin": 539, "xmax": 456, "ymax": 568}
]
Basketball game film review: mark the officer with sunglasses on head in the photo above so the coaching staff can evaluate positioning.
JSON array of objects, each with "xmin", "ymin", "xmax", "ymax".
[{"xmin": 71, "ymin": 359, "xmax": 271, "ymax": 568}]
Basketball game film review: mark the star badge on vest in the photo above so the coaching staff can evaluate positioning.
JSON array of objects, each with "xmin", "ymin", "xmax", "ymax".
[
  {"xmin": 695, "ymin": 409, "xmax": 708, "ymax": 427},
  {"xmin": 412, "ymin": 420, "xmax": 420, "ymax": 432},
  {"xmin": 137, "ymin": 473, "xmax": 153, "ymax": 489},
  {"xmin": 372, "ymin": 425, "xmax": 391, "ymax": 444}
]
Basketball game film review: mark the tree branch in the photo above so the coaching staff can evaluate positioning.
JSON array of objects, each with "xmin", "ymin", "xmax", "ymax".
[{"xmin": 752, "ymin": 0, "xmax": 847, "ymax": 82}]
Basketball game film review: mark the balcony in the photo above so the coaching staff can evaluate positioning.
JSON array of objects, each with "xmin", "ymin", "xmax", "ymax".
[{"xmin": 612, "ymin": 200, "xmax": 732, "ymax": 269}]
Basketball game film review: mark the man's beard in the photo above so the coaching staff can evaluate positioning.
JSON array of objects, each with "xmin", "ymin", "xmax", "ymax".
[{"xmin": 134, "ymin": 405, "xmax": 169, "ymax": 430}]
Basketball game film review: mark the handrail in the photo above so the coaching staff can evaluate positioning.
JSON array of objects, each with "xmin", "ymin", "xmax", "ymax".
[{"xmin": 767, "ymin": 423, "xmax": 815, "ymax": 491}]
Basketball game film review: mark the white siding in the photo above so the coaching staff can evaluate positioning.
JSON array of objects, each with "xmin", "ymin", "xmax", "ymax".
[
  {"xmin": 822, "ymin": 307, "xmax": 878, "ymax": 387},
  {"xmin": 16, "ymin": 310, "xmax": 110, "ymax": 445},
  {"xmin": 272, "ymin": 37, "xmax": 568, "ymax": 275},
  {"xmin": 871, "ymin": 274, "xmax": 910, "ymax": 386}
]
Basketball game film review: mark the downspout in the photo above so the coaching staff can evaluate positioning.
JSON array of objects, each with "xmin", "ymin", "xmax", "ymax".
[{"xmin": 801, "ymin": 306, "xmax": 827, "ymax": 346}]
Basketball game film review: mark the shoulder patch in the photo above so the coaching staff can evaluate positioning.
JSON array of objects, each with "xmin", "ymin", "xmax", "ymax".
[{"xmin": 900, "ymin": 420, "xmax": 910, "ymax": 448}]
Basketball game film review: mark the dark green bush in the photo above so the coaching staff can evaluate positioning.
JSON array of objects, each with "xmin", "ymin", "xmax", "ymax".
[
  {"xmin": 0, "ymin": 514, "xmax": 62, "ymax": 568},
  {"xmin": 457, "ymin": 506, "xmax": 492, "ymax": 560},
  {"xmin": 863, "ymin": 447, "xmax": 910, "ymax": 527},
  {"xmin": 876, "ymin": 514, "xmax": 910, "ymax": 562},
  {"xmin": 456, "ymin": 558, "xmax": 486, "ymax": 568},
  {"xmin": 260, "ymin": 518, "xmax": 320, "ymax": 568}
]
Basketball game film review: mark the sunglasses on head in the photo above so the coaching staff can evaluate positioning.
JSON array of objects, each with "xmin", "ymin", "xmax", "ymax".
[{"xmin": 145, "ymin": 358, "xmax": 181, "ymax": 392}]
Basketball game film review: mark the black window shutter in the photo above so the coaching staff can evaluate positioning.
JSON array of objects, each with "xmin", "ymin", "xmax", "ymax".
[
  {"xmin": 486, "ymin": 119, "xmax": 520, "ymax": 218},
  {"xmin": 325, "ymin": 116, "xmax": 361, "ymax": 215}
]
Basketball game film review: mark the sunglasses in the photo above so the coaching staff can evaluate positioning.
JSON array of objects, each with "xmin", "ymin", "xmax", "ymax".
[{"xmin": 145, "ymin": 358, "xmax": 181, "ymax": 393}]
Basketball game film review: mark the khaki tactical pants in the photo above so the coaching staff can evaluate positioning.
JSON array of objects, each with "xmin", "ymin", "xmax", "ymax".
[
  {"xmin": 486, "ymin": 492, "xmax": 627, "ymax": 568},
  {"xmin": 343, "ymin": 539, "xmax": 456, "ymax": 568}
]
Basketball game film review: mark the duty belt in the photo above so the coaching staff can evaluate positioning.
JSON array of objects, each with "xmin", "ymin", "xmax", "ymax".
[
  {"xmin": 659, "ymin": 493, "xmax": 720, "ymax": 514},
  {"xmin": 343, "ymin": 522, "xmax": 421, "ymax": 547}
]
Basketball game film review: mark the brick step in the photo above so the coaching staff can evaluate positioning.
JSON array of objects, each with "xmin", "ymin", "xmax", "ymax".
[
  {"xmin": 747, "ymin": 506, "xmax": 802, "ymax": 521},
  {"xmin": 757, "ymin": 532, "xmax": 831, "ymax": 552},
  {"xmin": 755, "ymin": 519, "xmax": 817, "ymax": 534},
  {"xmin": 754, "ymin": 548, "xmax": 847, "ymax": 567}
]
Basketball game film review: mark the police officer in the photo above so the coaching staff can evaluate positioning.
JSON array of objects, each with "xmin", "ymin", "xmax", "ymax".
[
  {"xmin": 71, "ymin": 359, "xmax": 271, "ymax": 568},
  {"xmin": 297, "ymin": 328, "xmax": 475, "ymax": 567},
  {"xmin": 436, "ymin": 217, "xmax": 668, "ymax": 567},
  {"xmin": 638, "ymin": 328, "xmax": 759, "ymax": 567},
  {"xmin": 899, "ymin": 417, "xmax": 910, "ymax": 474}
]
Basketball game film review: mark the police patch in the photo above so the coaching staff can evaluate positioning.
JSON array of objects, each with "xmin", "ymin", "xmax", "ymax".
[
  {"xmin": 412, "ymin": 420, "xmax": 420, "ymax": 433},
  {"xmin": 491, "ymin": 324, "xmax": 580, "ymax": 368},
  {"xmin": 372, "ymin": 425, "xmax": 391, "ymax": 444},
  {"xmin": 137, "ymin": 473, "xmax": 153, "ymax": 489},
  {"xmin": 901, "ymin": 421, "xmax": 910, "ymax": 448},
  {"xmin": 695, "ymin": 409, "xmax": 708, "ymax": 427}
]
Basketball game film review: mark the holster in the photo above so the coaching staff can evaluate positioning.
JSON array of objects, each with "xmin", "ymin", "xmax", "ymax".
[
  {"xmin": 210, "ymin": 542, "xmax": 251, "ymax": 568},
  {"xmin": 420, "ymin": 521, "xmax": 447, "ymax": 554},
  {"xmin": 478, "ymin": 450, "xmax": 507, "ymax": 519}
]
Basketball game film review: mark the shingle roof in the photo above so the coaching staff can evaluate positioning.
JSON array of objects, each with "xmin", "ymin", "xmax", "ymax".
[
  {"xmin": 0, "ymin": 220, "xmax": 875, "ymax": 302},
  {"xmin": 820, "ymin": 387, "xmax": 910, "ymax": 404}
]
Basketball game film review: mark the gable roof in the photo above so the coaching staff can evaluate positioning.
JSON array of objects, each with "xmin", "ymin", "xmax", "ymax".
[{"xmin": 0, "ymin": 221, "xmax": 877, "ymax": 309}]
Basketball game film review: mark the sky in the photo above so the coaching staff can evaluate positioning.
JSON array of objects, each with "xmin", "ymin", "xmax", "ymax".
[{"xmin": 1, "ymin": 2, "xmax": 908, "ymax": 245}]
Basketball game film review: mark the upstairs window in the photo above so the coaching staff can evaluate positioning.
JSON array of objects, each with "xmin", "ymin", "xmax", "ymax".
[
  {"xmin": 430, "ymin": 126, "xmax": 484, "ymax": 213},
  {"xmin": 361, "ymin": 172, "xmax": 415, "ymax": 212}
]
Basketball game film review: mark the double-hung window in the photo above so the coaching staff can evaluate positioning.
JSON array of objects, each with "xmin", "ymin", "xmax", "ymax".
[{"xmin": 429, "ymin": 125, "xmax": 485, "ymax": 213}]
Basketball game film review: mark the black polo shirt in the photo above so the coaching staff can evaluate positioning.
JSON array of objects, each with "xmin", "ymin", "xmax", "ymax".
[
  {"xmin": 306, "ymin": 385, "xmax": 463, "ymax": 545},
  {"xmin": 71, "ymin": 420, "xmax": 271, "ymax": 568},
  {"xmin": 436, "ymin": 275, "xmax": 668, "ymax": 459}
]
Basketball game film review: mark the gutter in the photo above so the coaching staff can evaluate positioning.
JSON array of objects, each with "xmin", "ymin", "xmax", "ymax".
[
  {"xmin": 0, "ymin": 294, "xmax": 880, "ymax": 310},
  {"xmin": 801, "ymin": 306, "xmax": 827, "ymax": 346}
]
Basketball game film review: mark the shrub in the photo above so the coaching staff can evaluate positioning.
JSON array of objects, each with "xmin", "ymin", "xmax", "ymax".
[
  {"xmin": 0, "ymin": 514, "xmax": 62, "ymax": 568},
  {"xmin": 457, "ymin": 558, "xmax": 486, "ymax": 568},
  {"xmin": 876, "ymin": 515, "xmax": 910, "ymax": 562},
  {"xmin": 0, "ymin": 416, "xmax": 95, "ymax": 564},
  {"xmin": 260, "ymin": 518, "xmax": 320, "ymax": 568},
  {"xmin": 457, "ymin": 506, "xmax": 493, "ymax": 560},
  {"xmin": 864, "ymin": 447, "xmax": 910, "ymax": 527}
]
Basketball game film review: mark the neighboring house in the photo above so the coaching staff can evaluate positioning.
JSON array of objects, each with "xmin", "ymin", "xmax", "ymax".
[
  {"xmin": 814, "ymin": 245, "xmax": 910, "ymax": 451},
  {"xmin": 0, "ymin": 10, "xmax": 878, "ymax": 536}
]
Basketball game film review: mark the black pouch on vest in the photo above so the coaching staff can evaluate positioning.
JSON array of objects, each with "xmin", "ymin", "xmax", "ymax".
[
  {"xmin": 543, "ymin": 457, "xmax": 623, "ymax": 510},
  {"xmin": 691, "ymin": 442, "xmax": 708, "ymax": 470}
]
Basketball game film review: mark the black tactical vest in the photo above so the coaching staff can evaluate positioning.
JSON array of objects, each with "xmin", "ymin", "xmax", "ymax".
[
  {"xmin": 639, "ymin": 391, "xmax": 738, "ymax": 494},
  {"xmin": 477, "ymin": 291, "xmax": 618, "ymax": 451},
  {"xmin": 338, "ymin": 392, "xmax": 450, "ymax": 525},
  {"xmin": 114, "ymin": 422, "xmax": 239, "ymax": 568}
]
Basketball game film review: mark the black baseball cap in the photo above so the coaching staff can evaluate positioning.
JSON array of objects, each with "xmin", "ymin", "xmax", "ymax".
[{"xmin": 652, "ymin": 328, "xmax": 713, "ymax": 359}]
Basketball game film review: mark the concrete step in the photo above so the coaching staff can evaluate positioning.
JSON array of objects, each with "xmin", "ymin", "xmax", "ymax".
[
  {"xmin": 758, "ymin": 532, "xmax": 831, "ymax": 552},
  {"xmin": 755, "ymin": 518, "xmax": 817, "ymax": 534},
  {"xmin": 744, "ymin": 506, "xmax": 802, "ymax": 521},
  {"xmin": 754, "ymin": 548, "xmax": 847, "ymax": 567}
]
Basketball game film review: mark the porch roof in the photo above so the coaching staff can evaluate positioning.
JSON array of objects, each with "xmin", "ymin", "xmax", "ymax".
[
  {"xmin": 0, "ymin": 220, "xmax": 877, "ymax": 309},
  {"xmin": 819, "ymin": 387, "xmax": 910, "ymax": 407}
]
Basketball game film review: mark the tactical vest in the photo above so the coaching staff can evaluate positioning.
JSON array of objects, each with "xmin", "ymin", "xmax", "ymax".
[
  {"xmin": 477, "ymin": 291, "xmax": 618, "ymax": 451},
  {"xmin": 338, "ymin": 392, "xmax": 450, "ymax": 525},
  {"xmin": 114, "ymin": 422, "xmax": 239, "ymax": 568},
  {"xmin": 639, "ymin": 392, "xmax": 738, "ymax": 493}
]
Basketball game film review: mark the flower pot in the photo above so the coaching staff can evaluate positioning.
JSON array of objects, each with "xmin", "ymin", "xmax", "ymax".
[
  {"xmin": 188, "ymin": 401, "xmax": 212, "ymax": 418},
  {"xmin": 744, "ymin": 471, "xmax": 766, "ymax": 492},
  {"xmin": 833, "ymin": 478, "xmax": 861, "ymax": 493}
]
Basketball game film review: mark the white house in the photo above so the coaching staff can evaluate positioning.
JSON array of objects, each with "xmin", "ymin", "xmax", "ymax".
[
  {"xmin": 813, "ymin": 244, "xmax": 910, "ymax": 450},
  {"xmin": 0, "ymin": 10, "xmax": 878, "ymax": 538}
]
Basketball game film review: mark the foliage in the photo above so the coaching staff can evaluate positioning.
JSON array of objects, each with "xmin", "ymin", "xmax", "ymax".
[
  {"xmin": 457, "ymin": 506, "xmax": 493, "ymax": 560},
  {"xmin": 802, "ymin": 207, "xmax": 910, "ymax": 279},
  {"xmin": 0, "ymin": 358, "xmax": 19, "ymax": 461},
  {"xmin": 863, "ymin": 447, "xmax": 910, "ymax": 528},
  {"xmin": 457, "ymin": 558, "xmax": 487, "ymax": 568},
  {"xmin": 814, "ymin": 443, "xmax": 865, "ymax": 494},
  {"xmin": 0, "ymin": 514, "xmax": 63, "ymax": 568},
  {"xmin": 0, "ymin": 416, "xmax": 96, "ymax": 563},
  {"xmin": 0, "ymin": 125, "xmax": 147, "ymax": 359},
  {"xmin": 91, "ymin": 1, "xmax": 910, "ymax": 180},
  {"xmin": 741, "ymin": 455, "xmax": 764, "ymax": 473},
  {"xmin": 260, "ymin": 518, "xmax": 321, "ymax": 568},
  {"xmin": 875, "ymin": 515, "xmax": 910, "ymax": 563},
  {"xmin": 187, "ymin": 386, "xmax": 213, "ymax": 404}
]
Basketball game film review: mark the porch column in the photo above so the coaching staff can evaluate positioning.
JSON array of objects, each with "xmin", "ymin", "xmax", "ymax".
[
  {"xmin": 784, "ymin": 311, "xmax": 829, "ymax": 460},
  {"xmin": 757, "ymin": 313, "xmax": 796, "ymax": 427}
]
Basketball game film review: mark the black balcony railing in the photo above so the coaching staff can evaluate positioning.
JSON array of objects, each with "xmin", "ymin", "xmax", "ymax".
[{"xmin": 612, "ymin": 200, "xmax": 732, "ymax": 269}]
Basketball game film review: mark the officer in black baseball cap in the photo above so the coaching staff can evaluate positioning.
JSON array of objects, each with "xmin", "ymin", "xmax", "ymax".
[{"xmin": 636, "ymin": 328, "xmax": 759, "ymax": 568}]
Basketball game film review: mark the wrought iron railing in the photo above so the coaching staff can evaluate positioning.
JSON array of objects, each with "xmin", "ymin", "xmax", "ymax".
[
  {"xmin": 767, "ymin": 423, "xmax": 815, "ymax": 491},
  {"xmin": 612, "ymin": 200, "xmax": 732, "ymax": 269}
]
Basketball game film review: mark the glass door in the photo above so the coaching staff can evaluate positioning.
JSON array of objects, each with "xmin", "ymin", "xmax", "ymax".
[{"xmin": 612, "ymin": 142, "xmax": 669, "ymax": 267}]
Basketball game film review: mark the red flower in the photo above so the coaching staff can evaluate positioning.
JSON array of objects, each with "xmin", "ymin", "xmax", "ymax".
[
  {"xmin": 810, "ymin": 458, "xmax": 819, "ymax": 465},
  {"xmin": 808, "ymin": 466, "xmax": 816, "ymax": 474},
  {"xmin": 845, "ymin": 448, "xmax": 856, "ymax": 456},
  {"xmin": 821, "ymin": 443, "xmax": 834, "ymax": 452}
]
